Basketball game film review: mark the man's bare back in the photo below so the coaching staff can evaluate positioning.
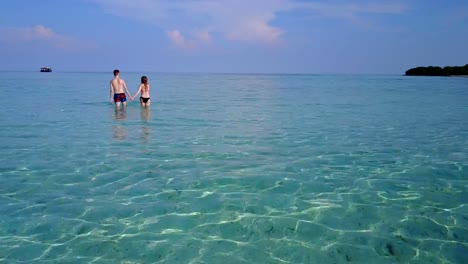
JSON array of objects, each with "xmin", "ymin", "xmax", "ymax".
[
  {"xmin": 110, "ymin": 69, "xmax": 132, "ymax": 106},
  {"xmin": 110, "ymin": 77, "xmax": 126, "ymax": 94}
]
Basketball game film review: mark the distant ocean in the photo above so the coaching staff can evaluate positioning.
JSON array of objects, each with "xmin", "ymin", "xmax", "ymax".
[{"xmin": 1, "ymin": 72, "xmax": 467, "ymax": 263}]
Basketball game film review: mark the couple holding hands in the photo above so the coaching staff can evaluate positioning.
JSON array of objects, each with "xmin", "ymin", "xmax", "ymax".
[{"xmin": 110, "ymin": 69, "xmax": 151, "ymax": 107}]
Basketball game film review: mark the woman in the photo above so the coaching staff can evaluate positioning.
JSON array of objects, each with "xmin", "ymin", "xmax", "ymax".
[{"xmin": 132, "ymin": 76, "xmax": 151, "ymax": 107}]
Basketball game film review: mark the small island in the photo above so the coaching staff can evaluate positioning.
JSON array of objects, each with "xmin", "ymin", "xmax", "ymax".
[{"xmin": 405, "ymin": 64, "xmax": 468, "ymax": 76}]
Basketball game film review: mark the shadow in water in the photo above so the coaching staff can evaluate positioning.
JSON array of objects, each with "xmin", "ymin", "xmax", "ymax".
[
  {"xmin": 112, "ymin": 107, "xmax": 127, "ymax": 140},
  {"xmin": 140, "ymin": 107, "xmax": 151, "ymax": 143}
]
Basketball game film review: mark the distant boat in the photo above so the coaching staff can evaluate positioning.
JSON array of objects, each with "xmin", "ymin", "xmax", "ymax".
[{"xmin": 40, "ymin": 67, "xmax": 52, "ymax": 72}]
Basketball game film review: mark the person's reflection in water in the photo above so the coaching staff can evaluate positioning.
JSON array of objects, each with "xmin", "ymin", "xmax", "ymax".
[
  {"xmin": 112, "ymin": 107, "xmax": 127, "ymax": 140},
  {"xmin": 140, "ymin": 107, "xmax": 151, "ymax": 143}
]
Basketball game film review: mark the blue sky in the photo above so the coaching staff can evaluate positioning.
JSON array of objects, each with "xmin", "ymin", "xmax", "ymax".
[{"xmin": 0, "ymin": 0, "xmax": 467, "ymax": 74}]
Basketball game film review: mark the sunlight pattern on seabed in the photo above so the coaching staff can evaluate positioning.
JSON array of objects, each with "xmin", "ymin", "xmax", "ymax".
[{"xmin": 0, "ymin": 72, "xmax": 467, "ymax": 263}]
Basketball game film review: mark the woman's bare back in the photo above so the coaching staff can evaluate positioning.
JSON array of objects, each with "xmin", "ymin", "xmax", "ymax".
[{"xmin": 140, "ymin": 83, "xmax": 150, "ymax": 98}]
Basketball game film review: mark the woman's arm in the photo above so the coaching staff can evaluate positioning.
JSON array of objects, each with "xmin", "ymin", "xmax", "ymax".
[{"xmin": 132, "ymin": 84, "xmax": 142, "ymax": 100}]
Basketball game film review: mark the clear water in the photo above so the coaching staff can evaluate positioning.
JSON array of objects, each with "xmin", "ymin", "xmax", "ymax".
[{"xmin": 0, "ymin": 72, "xmax": 467, "ymax": 263}]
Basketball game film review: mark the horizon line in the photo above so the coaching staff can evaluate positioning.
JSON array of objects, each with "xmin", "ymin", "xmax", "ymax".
[{"xmin": 0, "ymin": 70, "xmax": 404, "ymax": 76}]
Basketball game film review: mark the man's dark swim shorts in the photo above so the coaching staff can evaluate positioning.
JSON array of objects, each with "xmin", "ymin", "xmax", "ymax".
[{"xmin": 114, "ymin": 93, "xmax": 127, "ymax": 103}]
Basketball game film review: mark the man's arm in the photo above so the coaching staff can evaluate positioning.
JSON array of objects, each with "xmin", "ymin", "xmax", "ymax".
[
  {"xmin": 122, "ymin": 80, "xmax": 133, "ymax": 101},
  {"xmin": 109, "ymin": 82, "xmax": 114, "ymax": 103}
]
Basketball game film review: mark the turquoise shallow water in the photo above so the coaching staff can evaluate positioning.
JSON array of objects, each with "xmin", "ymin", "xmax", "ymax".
[{"xmin": 0, "ymin": 72, "xmax": 467, "ymax": 263}]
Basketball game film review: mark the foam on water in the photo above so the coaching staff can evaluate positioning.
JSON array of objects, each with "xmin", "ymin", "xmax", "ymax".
[{"xmin": 0, "ymin": 72, "xmax": 467, "ymax": 263}]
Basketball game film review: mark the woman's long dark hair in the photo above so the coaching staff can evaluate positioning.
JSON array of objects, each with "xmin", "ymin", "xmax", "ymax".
[{"xmin": 141, "ymin": 76, "xmax": 148, "ymax": 88}]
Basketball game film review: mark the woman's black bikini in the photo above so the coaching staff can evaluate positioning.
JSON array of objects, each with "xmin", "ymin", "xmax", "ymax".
[{"xmin": 140, "ymin": 97, "xmax": 150, "ymax": 103}]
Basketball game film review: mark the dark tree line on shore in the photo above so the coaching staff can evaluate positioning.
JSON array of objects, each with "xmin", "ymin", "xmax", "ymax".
[{"xmin": 405, "ymin": 64, "xmax": 468, "ymax": 76}]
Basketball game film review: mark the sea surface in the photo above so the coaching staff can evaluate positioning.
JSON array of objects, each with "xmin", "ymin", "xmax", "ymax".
[{"xmin": 0, "ymin": 72, "xmax": 467, "ymax": 263}]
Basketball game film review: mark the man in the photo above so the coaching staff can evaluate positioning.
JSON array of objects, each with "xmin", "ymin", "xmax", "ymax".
[{"xmin": 110, "ymin": 69, "xmax": 132, "ymax": 107}]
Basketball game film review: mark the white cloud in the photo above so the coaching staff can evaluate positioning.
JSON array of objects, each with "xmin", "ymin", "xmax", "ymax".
[
  {"xmin": 92, "ymin": 0, "xmax": 289, "ymax": 44},
  {"xmin": 167, "ymin": 30, "xmax": 192, "ymax": 50},
  {"xmin": 190, "ymin": 0, "xmax": 288, "ymax": 43},
  {"xmin": 29, "ymin": 25, "xmax": 55, "ymax": 39},
  {"xmin": 0, "ymin": 25, "xmax": 96, "ymax": 51},
  {"xmin": 165, "ymin": 29, "xmax": 213, "ymax": 51},
  {"xmin": 194, "ymin": 30, "xmax": 212, "ymax": 44},
  {"xmin": 92, "ymin": 0, "xmax": 408, "ymax": 46},
  {"xmin": 225, "ymin": 16, "xmax": 283, "ymax": 42},
  {"xmin": 0, "ymin": 25, "xmax": 55, "ymax": 41}
]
